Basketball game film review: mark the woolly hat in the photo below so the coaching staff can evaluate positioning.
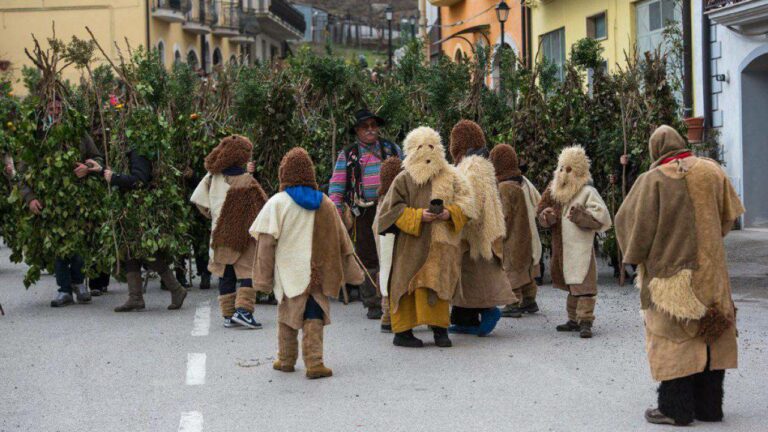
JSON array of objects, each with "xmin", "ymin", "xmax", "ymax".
[
  {"xmin": 278, "ymin": 147, "xmax": 318, "ymax": 191},
  {"xmin": 449, "ymin": 119, "xmax": 486, "ymax": 163},
  {"xmin": 649, "ymin": 125, "xmax": 689, "ymax": 167},
  {"xmin": 489, "ymin": 144, "xmax": 522, "ymax": 181},
  {"xmin": 204, "ymin": 134, "xmax": 253, "ymax": 174},
  {"xmin": 378, "ymin": 156, "xmax": 402, "ymax": 197}
]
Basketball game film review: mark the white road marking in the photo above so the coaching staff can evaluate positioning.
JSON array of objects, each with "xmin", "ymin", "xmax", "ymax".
[
  {"xmin": 178, "ymin": 411, "xmax": 203, "ymax": 432},
  {"xmin": 186, "ymin": 353, "xmax": 206, "ymax": 386},
  {"xmin": 191, "ymin": 302, "xmax": 211, "ymax": 337}
]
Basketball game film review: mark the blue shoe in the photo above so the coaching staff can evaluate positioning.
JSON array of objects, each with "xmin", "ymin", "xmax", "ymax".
[
  {"xmin": 223, "ymin": 317, "xmax": 242, "ymax": 328},
  {"xmin": 448, "ymin": 325, "xmax": 480, "ymax": 335},
  {"xmin": 478, "ymin": 307, "xmax": 502, "ymax": 337},
  {"xmin": 231, "ymin": 308, "xmax": 263, "ymax": 329}
]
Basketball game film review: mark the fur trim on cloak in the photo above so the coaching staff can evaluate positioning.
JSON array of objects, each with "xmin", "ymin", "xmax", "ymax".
[
  {"xmin": 457, "ymin": 155, "xmax": 505, "ymax": 260},
  {"xmin": 402, "ymin": 127, "xmax": 449, "ymax": 186},
  {"xmin": 647, "ymin": 269, "xmax": 708, "ymax": 321},
  {"xmin": 211, "ymin": 176, "xmax": 268, "ymax": 253},
  {"xmin": 204, "ymin": 135, "xmax": 253, "ymax": 174},
  {"xmin": 551, "ymin": 145, "xmax": 592, "ymax": 205}
]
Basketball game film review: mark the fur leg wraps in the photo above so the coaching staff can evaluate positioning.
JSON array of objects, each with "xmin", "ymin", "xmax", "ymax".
[
  {"xmin": 693, "ymin": 369, "xmax": 725, "ymax": 422},
  {"xmin": 381, "ymin": 296, "xmax": 391, "ymax": 326},
  {"xmin": 566, "ymin": 294, "xmax": 578, "ymax": 322},
  {"xmin": 302, "ymin": 319, "xmax": 332, "ymax": 379},
  {"xmin": 275, "ymin": 323, "xmax": 299, "ymax": 372},
  {"xmin": 218, "ymin": 293, "xmax": 236, "ymax": 318},
  {"xmin": 235, "ymin": 286, "xmax": 257, "ymax": 313},
  {"xmin": 657, "ymin": 375, "xmax": 696, "ymax": 426},
  {"xmin": 521, "ymin": 283, "xmax": 538, "ymax": 305},
  {"xmin": 576, "ymin": 296, "xmax": 596, "ymax": 324}
]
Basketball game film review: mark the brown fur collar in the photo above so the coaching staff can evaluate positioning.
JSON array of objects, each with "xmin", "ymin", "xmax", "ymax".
[
  {"xmin": 211, "ymin": 175, "xmax": 268, "ymax": 252},
  {"xmin": 378, "ymin": 156, "xmax": 402, "ymax": 197},
  {"xmin": 205, "ymin": 135, "xmax": 253, "ymax": 174}
]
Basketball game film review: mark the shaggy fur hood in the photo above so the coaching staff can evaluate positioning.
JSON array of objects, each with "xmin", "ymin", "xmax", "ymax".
[
  {"xmin": 211, "ymin": 175, "xmax": 268, "ymax": 253},
  {"xmin": 204, "ymin": 135, "xmax": 253, "ymax": 174},
  {"xmin": 649, "ymin": 125, "xmax": 689, "ymax": 168},
  {"xmin": 551, "ymin": 145, "xmax": 592, "ymax": 205},
  {"xmin": 457, "ymin": 155, "xmax": 506, "ymax": 260},
  {"xmin": 450, "ymin": 119, "xmax": 486, "ymax": 163},
  {"xmin": 279, "ymin": 147, "xmax": 318, "ymax": 191},
  {"xmin": 489, "ymin": 144, "xmax": 522, "ymax": 181},
  {"xmin": 378, "ymin": 156, "xmax": 402, "ymax": 197},
  {"xmin": 402, "ymin": 127, "xmax": 450, "ymax": 186}
]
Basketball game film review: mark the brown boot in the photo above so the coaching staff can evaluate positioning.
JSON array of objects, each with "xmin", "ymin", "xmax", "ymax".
[
  {"xmin": 160, "ymin": 268, "xmax": 187, "ymax": 310},
  {"xmin": 579, "ymin": 321, "xmax": 593, "ymax": 338},
  {"xmin": 114, "ymin": 271, "xmax": 145, "ymax": 312},
  {"xmin": 302, "ymin": 319, "xmax": 332, "ymax": 379},
  {"xmin": 273, "ymin": 323, "xmax": 299, "ymax": 373}
]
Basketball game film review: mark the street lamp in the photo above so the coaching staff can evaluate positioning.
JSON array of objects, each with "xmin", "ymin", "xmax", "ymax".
[
  {"xmin": 410, "ymin": 15, "xmax": 417, "ymax": 38},
  {"xmin": 386, "ymin": 6, "xmax": 393, "ymax": 70},
  {"xmin": 495, "ymin": 0, "xmax": 510, "ymax": 92}
]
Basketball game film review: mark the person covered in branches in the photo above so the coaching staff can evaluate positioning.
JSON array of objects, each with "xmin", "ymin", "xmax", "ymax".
[
  {"xmin": 489, "ymin": 144, "xmax": 543, "ymax": 319},
  {"xmin": 615, "ymin": 126, "xmax": 744, "ymax": 426},
  {"xmin": 537, "ymin": 146, "xmax": 612, "ymax": 339},
  {"xmin": 250, "ymin": 148, "xmax": 363, "ymax": 379},
  {"xmin": 191, "ymin": 135, "xmax": 268, "ymax": 329},
  {"xmin": 19, "ymin": 96, "xmax": 104, "ymax": 307},
  {"xmin": 328, "ymin": 109, "xmax": 403, "ymax": 320},
  {"xmin": 90, "ymin": 137, "xmax": 187, "ymax": 312}
]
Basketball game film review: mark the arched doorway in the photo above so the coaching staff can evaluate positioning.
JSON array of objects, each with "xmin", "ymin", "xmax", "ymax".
[
  {"xmin": 187, "ymin": 49, "xmax": 199, "ymax": 71},
  {"xmin": 213, "ymin": 48, "xmax": 222, "ymax": 67},
  {"xmin": 157, "ymin": 40, "xmax": 166, "ymax": 67},
  {"xmin": 740, "ymin": 51, "xmax": 768, "ymax": 228}
]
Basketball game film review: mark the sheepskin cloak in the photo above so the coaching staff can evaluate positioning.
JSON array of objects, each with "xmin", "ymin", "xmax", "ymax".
[
  {"xmin": 372, "ymin": 209, "xmax": 395, "ymax": 297},
  {"xmin": 452, "ymin": 155, "xmax": 516, "ymax": 308},
  {"xmin": 616, "ymin": 156, "xmax": 744, "ymax": 381},
  {"xmin": 377, "ymin": 168, "xmax": 473, "ymax": 314},
  {"xmin": 499, "ymin": 178, "xmax": 542, "ymax": 290},
  {"xmin": 190, "ymin": 173, "xmax": 266, "ymax": 279}
]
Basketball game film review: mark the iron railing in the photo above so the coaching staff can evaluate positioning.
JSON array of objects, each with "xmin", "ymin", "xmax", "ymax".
[
  {"xmin": 217, "ymin": 1, "xmax": 240, "ymax": 29},
  {"xmin": 154, "ymin": 0, "xmax": 191, "ymax": 12},
  {"xmin": 187, "ymin": 0, "xmax": 217, "ymax": 26},
  {"xmin": 705, "ymin": 0, "xmax": 752, "ymax": 11},
  {"xmin": 267, "ymin": 0, "xmax": 306, "ymax": 33}
]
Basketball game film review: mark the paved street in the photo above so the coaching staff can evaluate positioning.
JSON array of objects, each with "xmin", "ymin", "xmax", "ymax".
[{"xmin": 1, "ymin": 232, "xmax": 766, "ymax": 432}]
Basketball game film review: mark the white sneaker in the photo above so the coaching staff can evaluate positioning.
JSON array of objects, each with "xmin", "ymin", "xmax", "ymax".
[{"xmin": 224, "ymin": 317, "xmax": 242, "ymax": 328}]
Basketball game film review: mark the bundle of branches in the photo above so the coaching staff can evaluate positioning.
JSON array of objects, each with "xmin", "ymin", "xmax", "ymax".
[
  {"xmin": 9, "ymin": 31, "xmax": 109, "ymax": 287},
  {"xmin": 0, "ymin": 77, "xmax": 29, "ymax": 253}
]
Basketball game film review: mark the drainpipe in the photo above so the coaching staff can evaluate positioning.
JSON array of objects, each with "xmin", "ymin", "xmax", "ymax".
[
  {"xmin": 145, "ymin": 0, "xmax": 151, "ymax": 49},
  {"xmin": 520, "ymin": 3, "xmax": 527, "ymax": 66},
  {"xmin": 702, "ymin": 8, "xmax": 712, "ymax": 136},
  {"xmin": 682, "ymin": 0, "xmax": 693, "ymax": 117}
]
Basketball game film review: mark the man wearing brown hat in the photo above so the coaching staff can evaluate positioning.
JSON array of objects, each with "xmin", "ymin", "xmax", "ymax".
[
  {"xmin": 616, "ymin": 125, "xmax": 744, "ymax": 426},
  {"xmin": 328, "ymin": 109, "xmax": 402, "ymax": 319},
  {"xmin": 251, "ymin": 147, "xmax": 364, "ymax": 379}
]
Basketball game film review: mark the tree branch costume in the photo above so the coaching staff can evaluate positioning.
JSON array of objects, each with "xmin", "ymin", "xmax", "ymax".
[
  {"xmin": 537, "ymin": 146, "xmax": 611, "ymax": 337},
  {"xmin": 490, "ymin": 144, "xmax": 542, "ymax": 317},
  {"xmin": 376, "ymin": 127, "xmax": 473, "ymax": 348},
  {"xmin": 448, "ymin": 120, "xmax": 515, "ymax": 336},
  {"xmin": 615, "ymin": 126, "xmax": 744, "ymax": 426},
  {"xmin": 249, "ymin": 148, "xmax": 363, "ymax": 379},
  {"xmin": 191, "ymin": 135, "xmax": 267, "ymax": 326}
]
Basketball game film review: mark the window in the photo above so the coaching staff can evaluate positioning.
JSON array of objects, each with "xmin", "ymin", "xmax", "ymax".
[
  {"xmin": 157, "ymin": 41, "xmax": 166, "ymax": 67},
  {"xmin": 213, "ymin": 48, "xmax": 222, "ymax": 67},
  {"xmin": 541, "ymin": 28, "xmax": 566, "ymax": 82},
  {"xmin": 587, "ymin": 12, "xmax": 607, "ymax": 40},
  {"xmin": 636, "ymin": 0, "xmax": 680, "ymax": 56},
  {"xmin": 174, "ymin": 50, "xmax": 182, "ymax": 65},
  {"xmin": 187, "ymin": 50, "xmax": 199, "ymax": 70}
]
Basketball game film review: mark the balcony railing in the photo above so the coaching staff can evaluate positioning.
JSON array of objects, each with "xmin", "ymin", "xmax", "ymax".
[
  {"xmin": 187, "ymin": 0, "xmax": 217, "ymax": 26},
  {"xmin": 705, "ymin": 0, "xmax": 752, "ymax": 11},
  {"xmin": 152, "ymin": 0, "xmax": 190, "ymax": 23},
  {"xmin": 265, "ymin": 0, "xmax": 306, "ymax": 34},
  {"xmin": 213, "ymin": 1, "xmax": 241, "ymax": 36}
]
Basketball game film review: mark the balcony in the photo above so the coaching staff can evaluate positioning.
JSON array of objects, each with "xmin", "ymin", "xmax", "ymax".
[
  {"xmin": 213, "ymin": 1, "xmax": 241, "ymax": 37},
  {"xmin": 249, "ymin": 0, "xmax": 306, "ymax": 40},
  {"xmin": 428, "ymin": 0, "xmax": 463, "ymax": 6},
  {"xmin": 152, "ymin": 0, "xmax": 190, "ymax": 23},
  {"xmin": 706, "ymin": 0, "xmax": 768, "ymax": 35},
  {"xmin": 183, "ymin": 0, "xmax": 216, "ymax": 35}
]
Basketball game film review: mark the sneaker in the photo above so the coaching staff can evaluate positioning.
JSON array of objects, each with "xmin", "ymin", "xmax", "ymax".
[
  {"xmin": 231, "ymin": 308, "xmax": 263, "ymax": 329},
  {"xmin": 224, "ymin": 317, "xmax": 242, "ymax": 328},
  {"xmin": 501, "ymin": 304, "xmax": 523, "ymax": 318},
  {"xmin": 51, "ymin": 292, "xmax": 75, "ymax": 308},
  {"xmin": 519, "ymin": 301, "xmax": 540, "ymax": 314},
  {"xmin": 72, "ymin": 284, "xmax": 91, "ymax": 303},
  {"xmin": 556, "ymin": 320, "xmax": 580, "ymax": 332},
  {"xmin": 89, "ymin": 287, "xmax": 105, "ymax": 297}
]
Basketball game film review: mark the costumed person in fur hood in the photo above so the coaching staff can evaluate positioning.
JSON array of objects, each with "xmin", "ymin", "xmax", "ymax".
[
  {"xmin": 377, "ymin": 127, "xmax": 473, "ymax": 348},
  {"xmin": 447, "ymin": 120, "xmax": 516, "ymax": 336},
  {"xmin": 250, "ymin": 148, "xmax": 364, "ymax": 379},
  {"xmin": 372, "ymin": 156, "xmax": 403, "ymax": 333},
  {"xmin": 537, "ymin": 145, "xmax": 611, "ymax": 338},
  {"xmin": 191, "ymin": 135, "xmax": 268, "ymax": 329},
  {"xmin": 490, "ymin": 144, "xmax": 543, "ymax": 318},
  {"xmin": 615, "ymin": 126, "xmax": 744, "ymax": 426}
]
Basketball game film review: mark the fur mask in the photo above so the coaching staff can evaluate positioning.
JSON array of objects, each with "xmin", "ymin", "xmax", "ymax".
[
  {"xmin": 278, "ymin": 147, "xmax": 318, "ymax": 191},
  {"xmin": 204, "ymin": 135, "xmax": 253, "ymax": 174},
  {"xmin": 402, "ymin": 127, "xmax": 449, "ymax": 186},
  {"xmin": 489, "ymin": 144, "xmax": 522, "ymax": 181},
  {"xmin": 450, "ymin": 119, "xmax": 486, "ymax": 163},
  {"xmin": 378, "ymin": 156, "xmax": 402, "ymax": 197},
  {"xmin": 551, "ymin": 145, "xmax": 591, "ymax": 205}
]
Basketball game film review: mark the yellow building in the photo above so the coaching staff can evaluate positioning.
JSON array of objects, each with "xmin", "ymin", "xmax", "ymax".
[{"xmin": 0, "ymin": 0, "xmax": 305, "ymax": 94}]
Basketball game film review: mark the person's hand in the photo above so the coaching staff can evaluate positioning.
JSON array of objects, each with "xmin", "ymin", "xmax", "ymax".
[
  {"xmin": 85, "ymin": 159, "xmax": 102, "ymax": 173},
  {"xmin": 247, "ymin": 162, "xmax": 255, "ymax": 174},
  {"xmin": 29, "ymin": 199, "xmax": 43, "ymax": 215},
  {"xmin": 183, "ymin": 166, "xmax": 194, "ymax": 180},
  {"xmin": 74, "ymin": 163, "xmax": 90, "ymax": 178},
  {"xmin": 620, "ymin": 154, "xmax": 629, "ymax": 166},
  {"xmin": 538, "ymin": 207, "xmax": 557, "ymax": 227},
  {"xmin": 4, "ymin": 163, "xmax": 13, "ymax": 176},
  {"xmin": 103, "ymin": 169, "xmax": 113, "ymax": 183},
  {"xmin": 422, "ymin": 210, "xmax": 437, "ymax": 223},
  {"xmin": 437, "ymin": 209, "xmax": 450, "ymax": 221}
]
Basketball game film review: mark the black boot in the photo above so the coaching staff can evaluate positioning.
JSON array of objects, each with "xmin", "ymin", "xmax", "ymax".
[
  {"xmin": 199, "ymin": 273, "xmax": 211, "ymax": 290},
  {"xmin": 393, "ymin": 330, "xmax": 424, "ymax": 348},
  {"xmin": 501, "ymin": 304, "xmax": 523, "ymax": 318},
  {"xmin": 432, "ymin": 326, "xmax": 452, "ymax": 348},
  {"xmin": 366, "ymin": 306, "xmax": 383, "ymax": 320},
  {"xmin": 519, "ymin": 301, "xmax": 539, "ymax": 314},
  {"xmin": 556, "ymin": 320, "xmax": 580, "ymax": 332}
]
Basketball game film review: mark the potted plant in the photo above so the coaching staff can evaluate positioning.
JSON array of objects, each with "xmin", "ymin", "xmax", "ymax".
[{"xmin": 684, "ymin": 116, "xmax": 705, "ymax": 142}]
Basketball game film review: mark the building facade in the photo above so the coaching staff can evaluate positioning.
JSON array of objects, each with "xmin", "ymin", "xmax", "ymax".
[{"xmin": 0, "ymin": 0, "xmax": 305, "ymax": 94}]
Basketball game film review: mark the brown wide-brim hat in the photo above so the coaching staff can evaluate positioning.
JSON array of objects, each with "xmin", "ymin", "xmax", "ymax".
[
  {"xmin": 489, "ymin": 144, "xmax": 522, "ymax": 180},
  {"xmin": 204, "ymin": 134, "xmax": 253, "ymax": 174},
  {"xmin": 450, "ymin": 119, "xmax": 486, "ymax": 162},
  {"xmin": 278, "ymin": 147, "xmax": 318, "ymax": 191}
]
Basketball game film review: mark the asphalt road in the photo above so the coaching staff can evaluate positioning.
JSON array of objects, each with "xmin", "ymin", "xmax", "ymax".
[{"xmin": 1, "ymin": 231, "xmax": 766, "ymax": 432}]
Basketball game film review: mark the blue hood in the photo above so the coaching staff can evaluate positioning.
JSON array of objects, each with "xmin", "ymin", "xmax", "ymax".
[{"xmin": 285, "ymin": 186, "xmax": 323, "ymax": 210}]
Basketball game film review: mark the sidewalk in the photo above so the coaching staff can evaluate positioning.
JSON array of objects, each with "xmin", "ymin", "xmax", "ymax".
[{"xmin": 725, "ymin": 229, "xmax": 768, "ymax": 295}]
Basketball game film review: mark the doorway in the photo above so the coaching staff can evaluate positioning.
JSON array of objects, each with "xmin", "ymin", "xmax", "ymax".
[{"xmin": 741, "ymin": 52, "xmax": 768, "ymax": 228}]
